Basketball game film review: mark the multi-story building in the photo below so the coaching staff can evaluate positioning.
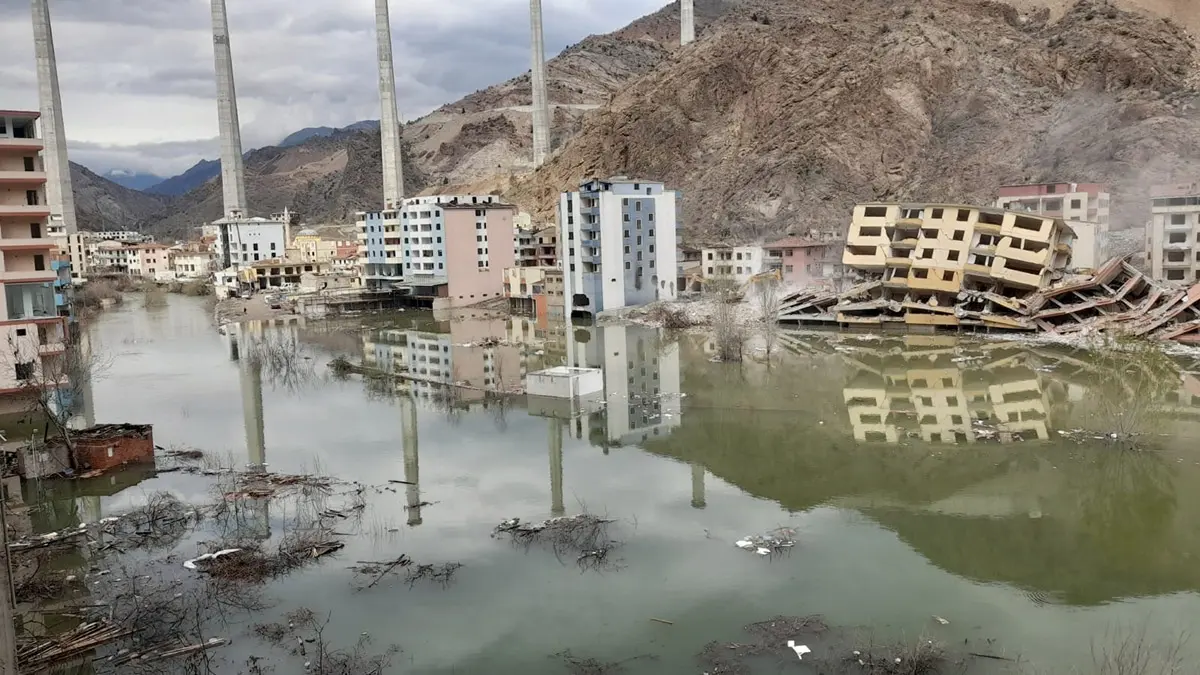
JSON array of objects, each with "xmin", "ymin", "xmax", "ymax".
[
  {"xmin": 700, "ymin": 245, "xmax": 763, "ymax": 284},
  {"xmin": 840, "ymin": 203, "xmax": 1074, "ymax": 327},
  {"xmin": 239, "ymin": 258, "xmax": 325, "ymax": 290},
  {"xmin": 0, "ymin": 109, "xmax": 69, "ymax": 407},
  {"xmin": 130, "ymin": 243, "xmax": 170, "ymax": 280},
  {"xmin": 212, "ymin": 217, "xmax": 288, "ymax": 271},
  {"xmin": 292, "ymin": 229, "xmax": 354, "ymax": 264},
  {"xmin": 559, "ymin": 177, "xmax": 679, "ymax": 316},
  {"xmin": 763, "ymin": 237, "xmax": 845, "ymax": 289},
  {"xmin": 1147, "ymin": 183, "xmax": 1200, "ymax": 283},
  {"xmin": 90, "ymin": 230, "xmax": 151, "ymax": 243},
  {"xmin": 995, "ymin": 183, "xmax": 1110, "ymax": 271},
  {"xmin": 169, "ymin": 250, "xmax": 213, "ymax": 281},
  {"xmin": 91, "ymin": 239, "xmax": 136, "ymax": 274},
  {"xmin": 356, "ymin": 194, "xmax": 505, "ymax": 293}
]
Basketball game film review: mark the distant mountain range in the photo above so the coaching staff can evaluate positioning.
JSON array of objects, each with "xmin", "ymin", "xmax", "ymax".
[
  {"xmin": 95, "ymin": 121, "xmax": 382, "ymax": 198},
  {"xmin": 102, "ymin": 169, "xmax": 164, "ymax": 191}
]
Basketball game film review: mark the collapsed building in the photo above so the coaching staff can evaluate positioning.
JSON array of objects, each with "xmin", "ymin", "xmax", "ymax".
[{"xmin": 777, "ymin": 203, "xmax": 1200, "ymax": 343}]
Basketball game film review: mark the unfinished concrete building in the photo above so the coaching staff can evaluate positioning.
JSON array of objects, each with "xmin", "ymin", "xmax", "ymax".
[
  {"xmin": 780, "ymin": 202, "xmax": 1200, "ymax": 343},
  {"xmin": 825, "ymin": 203, "xmax": 1073, "ymax": 328},
  {"xmin": 1147, "ymin": 183, "xmax": 1200, "ymax": 283}
]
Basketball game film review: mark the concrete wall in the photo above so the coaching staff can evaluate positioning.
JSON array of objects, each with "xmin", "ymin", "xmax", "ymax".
[{"xmin": 444, "ymin": 206, "xmax": 514, "ymax": 307}]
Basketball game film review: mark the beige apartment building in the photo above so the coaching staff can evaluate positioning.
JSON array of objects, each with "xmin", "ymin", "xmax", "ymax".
[
  {"xmin": 842, "ymin": 203, "xmax": 1074, "ymax": 327},
  {"xmin": 995, "ymin": 183, "xmax": 1109, "ymax": 271},
  {"xmin": 1147, "ymin": 183, "xmax": 1200, "ymax": 283},
  {"xmin": 0, "ymin": 109, "xmax": 69, "ymax": 407}
]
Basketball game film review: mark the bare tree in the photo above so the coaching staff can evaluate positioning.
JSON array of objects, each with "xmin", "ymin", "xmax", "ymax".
[
  {"xmin": 755, "ymin": 276, "xmax": 783, "ymax": 360},
  {"xmin": 2, "ymin": 323, "xmax": 107, "ymax": 464}
]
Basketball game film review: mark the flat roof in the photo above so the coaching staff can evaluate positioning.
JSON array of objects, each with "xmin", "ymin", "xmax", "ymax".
[
  {"xmin": 0, "ymin": 109, "xmax": 40, "ymax": 119},
  {"xmin": 442, "ymin": 202, "xmax": 517, "ymax": 210},
  {"xmin": 764, "ymin": 237, "xmax": 834, "ymax": 249}
]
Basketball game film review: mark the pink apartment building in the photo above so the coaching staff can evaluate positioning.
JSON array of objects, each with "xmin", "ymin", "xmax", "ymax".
[
  {"xmin": 0, "ymin": 110, "xmax": 68, "ymax": 409},
  {"xmin": 764, "ymin": 237, "xmax": 846, "ymax": 289},
  {"xmin": 440, "ymin": 202, "xmax": 517, "ymax": 308}
]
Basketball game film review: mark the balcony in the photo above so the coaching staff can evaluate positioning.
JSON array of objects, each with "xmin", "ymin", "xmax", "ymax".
[
  {"xmin": 0, "ymin": 237, "xmax": 55, "ymax": 252},
  {"xmin": 0, "ymin": 204, "xmax": 50, "ymax": 218},
  {"xmin": 0, "ymin": 137, "xmax": 43, "ymax": 152},
  {"xmin": 0, "ymin": 269, "xmax": 57, "ymax": 283},
  {"xmin": 885, "ymin": 256, "xmax": 912, "ymax": 267},
  {"xmin": 891, "ymin": 238, "xmax": 918, "ymax": 249},
  {"xmin": 0, "ymin": 170, "xmax": 46, "ymax": 185}
]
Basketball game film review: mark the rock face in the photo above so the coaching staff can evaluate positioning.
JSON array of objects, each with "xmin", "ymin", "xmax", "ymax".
[
  {"xmin": 71, "ymin": 163, "xmax": 167, "ymax": 232},
  {"xmin": 511, "ymin": 0, "xmax": 1200, "ymax": 240},
  {"xmin": 74, "ymin": 0, "xmax": 1200, "ymax": 241}
]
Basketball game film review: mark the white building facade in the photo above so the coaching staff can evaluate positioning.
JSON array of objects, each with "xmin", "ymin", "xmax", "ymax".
[
  {"xmin": 212, "ymin": 217, "xmax": 288, "ymax": 271},
  {"xmin": 356, "ymin": 194, "xmax": 500, "ymax": 290},
  {"xmin": 1147, "ymin": 183, "xmax": 1200, "ymax": 283},
  {"xmin": 558, "ymin": 177, "xmax": 678, "ymax": 316},
  {"xmin": 700, "ymin": 245, "xmax": 765, "ymax": 283}
]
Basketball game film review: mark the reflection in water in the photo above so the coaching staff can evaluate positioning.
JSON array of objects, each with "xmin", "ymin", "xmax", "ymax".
[
  {"xmin": 401, "ymin": 394, "xmax": 422, "ymax": 526},
  {"xmin": 227, "ymin": 323, "xmax": 274, "ymax": 540},
  {"xmin": 651, "ymin": 332, "xmax": 1200, "ymax": 606},
  {"xmin": 566, "ymin": 325, "xmax": 682, "ymax": 448}
]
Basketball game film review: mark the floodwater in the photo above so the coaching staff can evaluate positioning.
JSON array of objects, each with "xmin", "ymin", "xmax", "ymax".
[{"xmin": 20, "ymin": 295, "xmax": 1200, "ymax": 673}]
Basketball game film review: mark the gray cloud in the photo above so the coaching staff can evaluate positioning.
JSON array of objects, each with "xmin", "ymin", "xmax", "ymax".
[{"xmin": 0, "ymin": 0, "xmax": 667, "ymax": 178}]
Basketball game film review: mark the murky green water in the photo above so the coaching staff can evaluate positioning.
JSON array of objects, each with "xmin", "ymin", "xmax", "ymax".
[{"xmin": 20, "ymin": 296, "xmax": 1200, "ymax": 673}]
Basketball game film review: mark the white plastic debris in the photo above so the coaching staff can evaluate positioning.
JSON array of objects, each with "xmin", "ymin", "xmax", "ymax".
[
  {"xmin": 735, "ymin": 540, "xmax": 755, "ymax": 550},
  {"xmin": 183, "ymin": 548, "xmax": 243, "ymax": 570},
  {"xmin": 933, "ymin": 615, "xmax": 950, "ymax": 625},
  {"xmin": 786, "ymin": 641, "xmax": 811, "ymax": 660},
  {"xmin": 755, "ymin": 547, "xmax": 771, "ymax": 556}
]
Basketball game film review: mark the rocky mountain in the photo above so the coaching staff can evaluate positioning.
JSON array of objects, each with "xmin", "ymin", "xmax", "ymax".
[
  {"xmin": 509, "ymin": 0, "xmax": 1200, "ymax": 240},
  {"xmin": 279, "ymin": 120, "xmax": 379, "ymax": 148},
  {"xmin": 72, "ymin": 0, "xmax": 1200, "ymax": 242},
  {"xmin": 145, "ymin": 158, "xmax": 220, "ymax": 197},
  {"xmin": 71, "ymin": 163, "xmax": 168, "ymax": 232},
  {"xmin": 102, "ymin": 169, "xmax": 164, "ymax": 191}
]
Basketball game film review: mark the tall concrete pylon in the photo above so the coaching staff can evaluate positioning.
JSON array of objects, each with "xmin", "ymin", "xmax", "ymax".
[
  {"xmin": 31, "ymin": 0, "xmax": 77, "ymax": 235},
  {"xmin": 400, "ymin": 395, "xmax": 422, "ymax": 526},
  {"xmin": 529, "ymin": 0, "xmax": 551, "ymax": 167},
  {"xmin": 211, "ymin": 0, "xmax": 248, "ymax": 219},
  {"xmin": 375, "ymin": 0, "xmax": 405, "ymax": 207},
  {"xmin": 680, "ymin": 0, "xmax": 695, "ymax": 46}
]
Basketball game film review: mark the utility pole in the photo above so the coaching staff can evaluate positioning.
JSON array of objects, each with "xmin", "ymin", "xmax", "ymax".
[
  {"xmin": 0, "ymin": 496, "xmax": 18, "ymax": 675},
  {"xmin": 528, "ymin": 0, "xmax": 551, "ymax": 167}
]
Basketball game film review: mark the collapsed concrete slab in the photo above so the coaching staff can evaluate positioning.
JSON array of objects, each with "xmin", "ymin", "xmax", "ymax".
[{"xmin": 777, "ymin": 202, "xmax": 1200, "ymax": 344}]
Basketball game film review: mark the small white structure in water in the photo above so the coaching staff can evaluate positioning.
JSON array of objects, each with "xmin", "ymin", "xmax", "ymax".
[{"xmin": 527, "ymin": 366, "xmax": 603, "ymax": 400}]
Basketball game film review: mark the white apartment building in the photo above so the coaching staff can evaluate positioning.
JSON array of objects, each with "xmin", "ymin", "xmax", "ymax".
[
  {"xmin": 558, "ymin": 177, "xmax": 679, "ymax": 316},
  {"xmin": 355, "ymin": 194, "xmax": 500, "ymax": 290},
  {"xmin": 212, "ymin": 217, "xmax": 288, "ymax": 271},
  {"xmin": 700, "ymin": 245, "xmax": 764, "ymax": 283},
  {"xmin": 1147, "ymin": 183, "xmax": 1200, "ymax": 283},
  {"xmin": 995, "ymin": 183, "xmax": 1111, "ymax": 271},
  {"xmin": 169, "ymin": 250, "xmax": 213, "ymax": 280}
]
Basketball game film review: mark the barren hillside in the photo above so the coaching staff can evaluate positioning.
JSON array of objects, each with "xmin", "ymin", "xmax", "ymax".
[
  {"xmin": 74, "ymin": 0, "xmax": 1200, "ymax": 241},
  {"xmin": 506, "ymin": 0, "xmax": 1200, "ymax": 240}
]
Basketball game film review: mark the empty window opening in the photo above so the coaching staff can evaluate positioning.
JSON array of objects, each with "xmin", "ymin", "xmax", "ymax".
[
  {"xmin": 1171, "ymin": 214, "xmax": 1187, "ymax": 225},
  {"xmin": 1168, "ymin": 232, "xmax": 1187, "ymax": 244},
  {"xmin": 864, "ymin": 206, "xmax": 888, "ymax": 217},
  {"xmin": 920, "ymin": 249, "xmax": 934, "ymax": 259},
  {"xmin": 948, "ymin": 250, "xmax": 960, "ymax": 262},
  {"xmin": 956, "ymin": 209, "xmax": 970, "ymax": 222},
  {"xmin": 913, "ymin": 269, "xmax": 930, "ymax": 279},
  {"xmin": 978, "ymin": 211, "xmax": 1004, "ymax": 226},
  {"xmin": 931, "ymin": 208, "xmax": 944, "ymax": 218},
  {"xmin": 859, "ymin": 226, "xmax": 882, "ymax": 237},
  {"xmin": 1013, "ymin": 215, "xmax": 1043, "ymax": 231},
  {"xmin": 942, "ymin": 270, "xmax": 955, "ymax": 282},
  {"xmin": 952, "ymin": 230, "xmax": 965, "ymax": 241}
]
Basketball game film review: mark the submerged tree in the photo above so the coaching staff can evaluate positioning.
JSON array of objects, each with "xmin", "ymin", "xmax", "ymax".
[{"xmin": 1076, "ymin": 334, "xmax": 1180, "ymax": 445}]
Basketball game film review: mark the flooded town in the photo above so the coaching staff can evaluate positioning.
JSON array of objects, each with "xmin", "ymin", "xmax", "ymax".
[{"xmin": 6, "ymin": 0, "xmax": 1200, "ymax": 673}]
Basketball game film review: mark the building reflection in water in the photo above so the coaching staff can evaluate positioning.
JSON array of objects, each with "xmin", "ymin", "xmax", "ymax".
[
  {"xmin": 565, "ymin": 325, "xmax": 683, "ymax": 448},
  {"xmin": 833, "ymin": 336, "xmax": 1057, "ymax": 444}
]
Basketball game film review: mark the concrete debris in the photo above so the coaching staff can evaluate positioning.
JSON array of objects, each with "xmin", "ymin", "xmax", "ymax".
[{"xmin": 780, "ymin": 255, "xmax": 1200, "ymax": 344}]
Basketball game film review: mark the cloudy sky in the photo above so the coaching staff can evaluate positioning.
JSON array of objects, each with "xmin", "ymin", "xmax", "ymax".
[{"xmin": 0, "ymin": 0, "xmax": 664, "ymax": 178}]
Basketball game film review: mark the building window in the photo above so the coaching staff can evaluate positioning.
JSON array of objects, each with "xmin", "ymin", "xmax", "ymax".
[
  {"xmin": 1070, "ymin": 199, "xmax": 1082, "ymax": 209},
  {"xmin": 1172, "ymin": 214, "xmax": 1187, "ymax": 225},
  {"xmin": 635, "ymin": 201, "xmax": 641, "ymax": 212},
  {"xmin": 33, "ymin": 255, "xmax": 45, "ymax": 271},
  {"xmin": 625, "ymin": 262, "xmax": 631, "ymax": 270},
  {"xmin": 623, "ymin": 214, "xmax": 629, "ymax": 222},
  {"xmin": 15, "ymin": 362, "xmax": 35, "ymax": 381},
  {"xmin": 785, "ymin": 265, "xmax": 793, "ymax": 273}
]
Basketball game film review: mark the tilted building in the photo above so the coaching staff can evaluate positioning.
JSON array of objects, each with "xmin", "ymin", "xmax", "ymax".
[
  {"xmin": 1147, "ymin": 183, "xmax": 1200, "ymax": 284},
  {"xmin": 995, "ymin": 183, "xmax": 1110, "ymax": 272}
]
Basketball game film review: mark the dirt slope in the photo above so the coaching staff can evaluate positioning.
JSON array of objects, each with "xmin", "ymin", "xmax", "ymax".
[{"xmin": 505, "ymin": 0, "xmax": 1200, "ymax": 240}]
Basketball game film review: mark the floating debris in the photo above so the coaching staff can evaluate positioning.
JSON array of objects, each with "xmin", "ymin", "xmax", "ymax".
[{"xmin": 733, "ymin": 527, "xmax": 796, "ymax": 556}]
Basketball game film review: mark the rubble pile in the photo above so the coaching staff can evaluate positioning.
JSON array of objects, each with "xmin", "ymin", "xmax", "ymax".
[{"xmin": 779, "ymin": 256, "xmax": 1200, "ymax": 343}]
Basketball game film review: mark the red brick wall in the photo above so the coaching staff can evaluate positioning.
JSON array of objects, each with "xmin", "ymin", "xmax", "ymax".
[{"xmin": 75, "ymin": 431, "xmax": 155, "ymax": 472}]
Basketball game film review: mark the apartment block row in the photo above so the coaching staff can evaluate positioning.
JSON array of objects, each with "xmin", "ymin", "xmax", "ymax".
[{"xmin": 0, "ymin": 109, "xmax": 70, "ymax": 410}]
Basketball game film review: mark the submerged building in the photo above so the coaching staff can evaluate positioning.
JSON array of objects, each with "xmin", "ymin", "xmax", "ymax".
[{"xmin": 558, "ymin": 177, "xmax": 680, "ymax": 316}]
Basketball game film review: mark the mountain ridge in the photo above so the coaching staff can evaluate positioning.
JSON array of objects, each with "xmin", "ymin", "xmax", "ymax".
[{"xmin": 69, "ymin": 0, "xmax": 1200, "ymax": 241}]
